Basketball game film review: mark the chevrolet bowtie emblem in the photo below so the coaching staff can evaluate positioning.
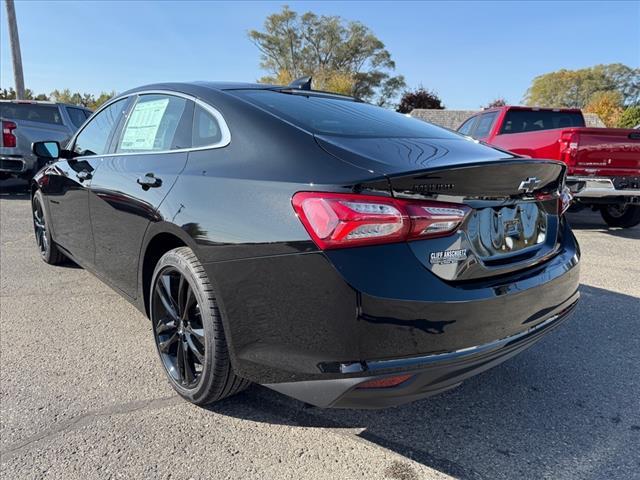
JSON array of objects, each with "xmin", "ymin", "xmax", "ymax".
[{"xmin": 518, "ymin": 177, "xmax": 541, "ymax": 193}]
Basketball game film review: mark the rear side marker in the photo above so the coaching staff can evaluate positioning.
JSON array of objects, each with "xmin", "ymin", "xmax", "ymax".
[{"xmin": 292, "ymin": 192, "xmax": 471, "ymax": 249}]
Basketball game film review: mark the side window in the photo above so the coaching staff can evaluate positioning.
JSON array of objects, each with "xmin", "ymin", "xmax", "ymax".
[
  {"xmin": 73, "ymin": 99, "xmax": 128, "ymax": 156},
  {"xmin": 66, "ymin": 107, "xmax": 89, "ymax": 129},
  {"xmin": 457, "ymin": 116, "xmax": 477, "ymax": 136},
  {"xmin": 192, "ymin": 104, "xmax": 222, "ymax": 147},
  {"xmin": 117, "ymin": 94, "xmax": 191, "ymax": 152},
  {"xmin": 473, "ymin": 112, "xmax": 498, "ymax": 139}
]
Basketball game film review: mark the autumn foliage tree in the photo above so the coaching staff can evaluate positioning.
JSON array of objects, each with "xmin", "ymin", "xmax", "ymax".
[
  {"xmin": 524, "ymin": 64, "xmax": 639, "ymax": 108},
  {"xmin": 584, "ymin": 91, "xmax": 624, "ymax": 127},
  {"xmin": 617, "ymin": 106, "xmax": 640, "ymax": 128},
  {"xmin": 248, "ymin": 6, "xmax": 405, "ymax": 106},
  {"xmin": 396, "ymin": 87, "xmax": 444, "ymax": 113}
]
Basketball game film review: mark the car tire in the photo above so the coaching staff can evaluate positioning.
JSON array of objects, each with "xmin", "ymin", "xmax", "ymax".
[
  {"xmin": 150, "ymin": 247, "xmax": 250, "ymax": 405},
  {"xmin": 32, "ymin": 189, "xmax": 66, "ymax": 265},
  {"xmin": 600, "ymin": 204, "xmax": 640, "ymax": 228}
]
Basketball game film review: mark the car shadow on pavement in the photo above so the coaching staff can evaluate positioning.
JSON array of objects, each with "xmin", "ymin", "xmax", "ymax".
[
  {"xmin": 566, "ymin": 211, "xmax": 640, "ymax": 240},
  {"xmin": 207, "ymin": 284, "xmax": 640, "ymax": 480},
  {"xmin": 0, "ymin": 179, "xmax": 30, "ymax": 198}
]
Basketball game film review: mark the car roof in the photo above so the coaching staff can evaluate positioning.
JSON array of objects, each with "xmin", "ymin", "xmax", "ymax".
[{"xmin": 120, "ymin": 81, "xmax": 359, "ymax": 102}]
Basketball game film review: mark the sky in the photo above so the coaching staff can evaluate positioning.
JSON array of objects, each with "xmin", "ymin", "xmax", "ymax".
[{"xmin": 1, "ymin": 0, "xmax": 638, "ymax": 109}]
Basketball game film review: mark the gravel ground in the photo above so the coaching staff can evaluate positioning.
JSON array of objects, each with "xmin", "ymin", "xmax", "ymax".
[{"xmin": 1, "ymin": 181, "xmax": 639, "ymax": 480}]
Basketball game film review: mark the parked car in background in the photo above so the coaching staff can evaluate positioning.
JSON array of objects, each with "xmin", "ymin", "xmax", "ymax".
[
  {"xmin": 0, "ymin": 100, "xmax": 92, "ymax": 180},
  {"xmin": 29, "ymin": 81, "xmax": 579, "ymax": 409},
  {"xmin": 457, "ymin": 106, "xmax": 640, "ymax": 228}
]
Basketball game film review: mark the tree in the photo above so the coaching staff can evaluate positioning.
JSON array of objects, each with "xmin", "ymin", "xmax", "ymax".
[
  {"xmin": 584, "ymin": 91, "xmax": 624, "ymax": 127},
  {"xmin": 0, "ymin": 87, "xmax": 48, "ymax": 100},
  {"xmin": 396, "ymin": 87, "xmax": 444, "ymax": 113},
  {"xmin": 524, "ymin": 64, "xmax": 639, "ymax": 108},
  {"xmin": 617, "ymin": 106, "xmax": 640, "ymax": 128},
  {"xmin": 248, "ymin": 6, "xmax": 405, "ymax": 106},
  {"xmin": 0, "ymin": 87, "xmax": 113, "ymax": 108},
  {"xmin": 484, "ymin": 97, "xmax": 507, "ymax": 108},
  {"xmin": 49, "ymin": 89, "xmax": 115, "ymax": 110}
]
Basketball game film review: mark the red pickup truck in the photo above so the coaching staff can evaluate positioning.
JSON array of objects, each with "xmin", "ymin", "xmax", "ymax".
[{"xmin": 457, "ymin": 106, "xmax": 640, "ymax": 228}]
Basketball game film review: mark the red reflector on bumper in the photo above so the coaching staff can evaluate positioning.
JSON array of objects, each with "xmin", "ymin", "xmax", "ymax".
[{"xmin": 356, "ymin": 374, "xmax": 413, "ymax": 389}]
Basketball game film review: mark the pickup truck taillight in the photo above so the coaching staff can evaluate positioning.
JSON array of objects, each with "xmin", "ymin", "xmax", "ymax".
[
  {"xmin": 2, "ymin": 120, "xmax": 17, "ymax": 148},
  {"xmin": 559, "ymin": 131, "xmax": 578, "ymax": 165},
  {"xmin": 292, "ymin": 192, "xmax": 471, "ymax": 249}
]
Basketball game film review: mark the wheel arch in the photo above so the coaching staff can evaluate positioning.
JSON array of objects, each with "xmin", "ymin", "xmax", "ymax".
[{"xmin": 138, "ymin": 222, "xmax": 201, "ymax": 318}]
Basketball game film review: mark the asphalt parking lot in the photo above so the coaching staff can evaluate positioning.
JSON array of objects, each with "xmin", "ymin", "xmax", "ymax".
[{"xmin": 1, "ymin": 180, "xmax": 639, "ymax": 480}]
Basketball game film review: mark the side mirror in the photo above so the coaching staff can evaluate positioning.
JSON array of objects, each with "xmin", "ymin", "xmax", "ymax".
[{"xmin": 32, "ymin": 141, "xmax": 60, "ymax": 160}]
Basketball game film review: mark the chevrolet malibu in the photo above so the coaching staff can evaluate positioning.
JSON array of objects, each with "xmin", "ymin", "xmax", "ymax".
[{"xmin": 30, "ymin": 81, "xmax": 580, "ymax": 408}]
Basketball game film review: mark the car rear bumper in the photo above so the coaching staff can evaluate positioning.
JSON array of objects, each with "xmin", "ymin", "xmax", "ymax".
[
  {"xmin": 568, "ymin": 176, "xmax": 640, "ymax": 199},
  {"xmin": 0, "ymin": 156, "xmax": 27, "ymax": 174},
  {"xmin": 265, "ymin": 298, "xmax": 578, "ymax": 408},
  {"xmin": 203, "ymin": 219, "xmax": 580, "ymax": 407}
]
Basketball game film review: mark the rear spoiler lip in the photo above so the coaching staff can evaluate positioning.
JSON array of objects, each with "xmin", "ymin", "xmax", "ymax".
[
  {"xmin": 385, "ymin": 159, "xmax": 567, "ymax": 203},
  {"xmin": 383, "ymin": 157, "xmax": 567, "ymax": 181}
]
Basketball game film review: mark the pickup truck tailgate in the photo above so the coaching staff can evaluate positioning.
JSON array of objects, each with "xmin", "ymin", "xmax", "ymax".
[{"xmin": 572, "ymin": 128, "xmax": 640, "ymax": 176}]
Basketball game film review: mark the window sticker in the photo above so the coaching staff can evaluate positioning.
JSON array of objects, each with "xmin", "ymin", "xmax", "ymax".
[{"xmin": 120, "ymin": 98, "xmax": 169, "ymax": 150}]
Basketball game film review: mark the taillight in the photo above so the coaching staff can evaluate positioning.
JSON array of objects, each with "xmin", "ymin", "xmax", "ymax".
[
  {"xmin": 2, "ymin": 121, "xmax": 17, "ymax": 148},
  {"xmin": 559, "ymin": 131, "xmax": 578, "ymax": 165},
  {"xmin": 292, "ymin": 192, "xmax": 470, "ymax": 249}
]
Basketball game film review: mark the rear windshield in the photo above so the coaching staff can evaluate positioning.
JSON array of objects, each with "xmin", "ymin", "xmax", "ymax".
[
  {"xmin": 500, "ymin": 110, "xmax": 585, "ymax": 134},
  {"xmin": 231, "ymin": 90, "xmax": 460, "ymax": 139},
  {"xmin": 0, "ymin": 103, "xmax": 63, "ymax": 125}
]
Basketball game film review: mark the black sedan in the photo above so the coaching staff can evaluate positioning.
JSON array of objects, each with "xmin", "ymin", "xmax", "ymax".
[{"xmin": 30, "ymin": 81, "xmax": 580, "ymax": 409}]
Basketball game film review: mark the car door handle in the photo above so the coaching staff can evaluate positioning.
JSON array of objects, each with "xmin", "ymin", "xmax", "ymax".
[
  {"xmin": 77, "ymin": 170, "xmax": 92, "ymax": 182},
  {"xmin": 137, "ymin": 173, "xmax": 162, "ymax": 189}
]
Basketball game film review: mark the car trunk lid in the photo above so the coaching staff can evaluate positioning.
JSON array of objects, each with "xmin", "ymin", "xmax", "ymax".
[{"xmin": 316, "ymin": 135, "xmax": 567, "ymax": 281}]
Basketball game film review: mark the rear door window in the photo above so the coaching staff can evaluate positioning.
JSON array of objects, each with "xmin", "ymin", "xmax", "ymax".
[
  {"xmin": 117, "ymin": 94, "xmax": 192, "ymax": 152},
  {"xmin": 473, "ymin": 112, "xmax": 498, "ymax": 139},
  {"xmin": 0, "ymin": 103, "xmax": 62, "ymax": 125},
  {"xmin": 500, "ymin": 110, "xmax": 585, "ymax": 134}
]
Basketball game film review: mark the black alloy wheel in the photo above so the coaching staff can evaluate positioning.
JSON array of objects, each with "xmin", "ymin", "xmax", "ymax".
[
  {"xmin": 153, "ymin": 267, "xmax": 205, "ymax": 388},
  {"xmin": 32, "ymin": 190, "xmax": 65, "ymax": 265},
  {"xmin": 150, "ymin": 247, "xmax": 249, "ymax": 405},
  {"xmin": 33, "ymin": 196, "xmax": 48, "ymax": 256}
]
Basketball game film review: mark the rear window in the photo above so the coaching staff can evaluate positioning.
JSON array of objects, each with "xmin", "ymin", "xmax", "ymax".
[
  {"xmin": 231, "ymin": 90, "xmax": 460, "ymax": 139},
  {"xmin": 0, "ymin": 103, "xmax": 62, "ymax": 125},
  {"xmin": 66, "ymin": 107, "xmax": 90, "ymax": 129},
  {"xmin": 500, "ymin": 110, "xmax": 585, "ymax": 134}
]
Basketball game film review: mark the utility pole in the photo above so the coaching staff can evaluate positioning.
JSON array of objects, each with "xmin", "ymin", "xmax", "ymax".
[{"xmin": 4, "ymin": 0, "xmax": 26, "ymax": 99}]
